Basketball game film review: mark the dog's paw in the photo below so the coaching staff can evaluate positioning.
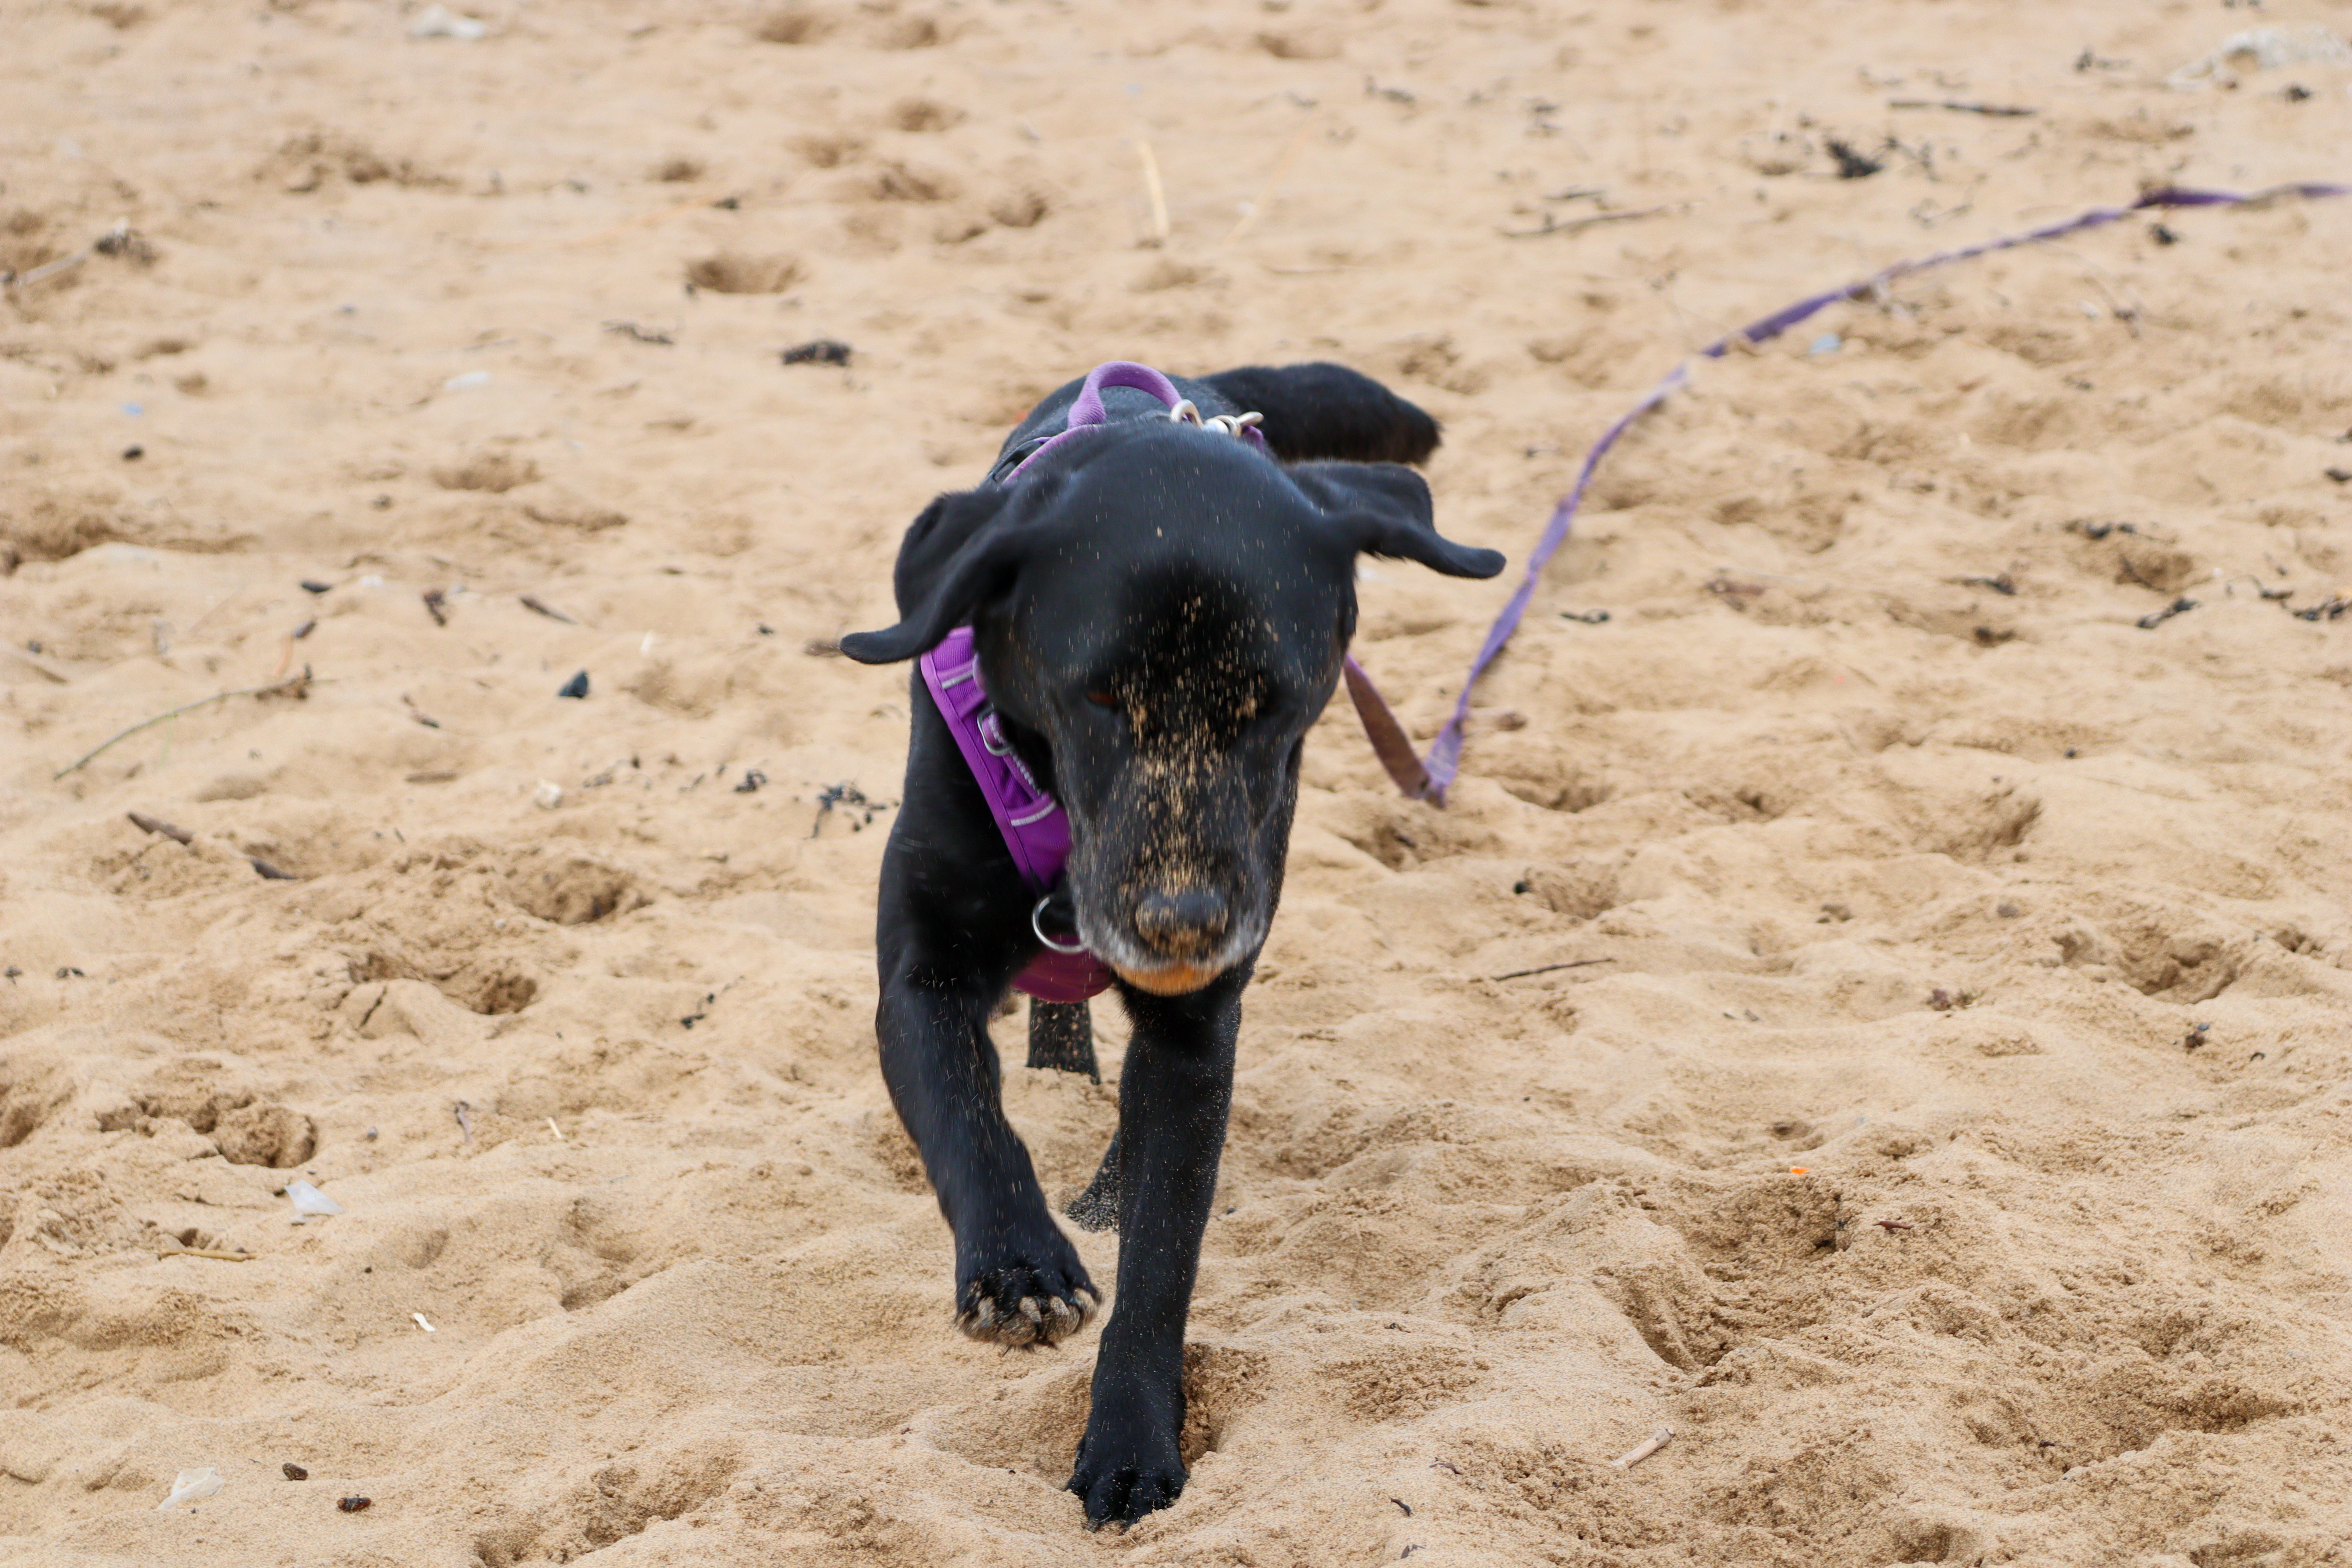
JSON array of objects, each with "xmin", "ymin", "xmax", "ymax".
[
  {"xmin": 1066, "ymin": 1425, "xmax": 1187, "ymax": 1530},
  {"xmin": 955, "ymin": 1243, "xmax": 1099, "ymax": 1348}
]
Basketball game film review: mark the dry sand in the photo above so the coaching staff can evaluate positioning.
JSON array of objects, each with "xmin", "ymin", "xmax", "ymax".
[{"xmin": 5, "ymin": 1, "xmax": 2352, "ymax": 1563}]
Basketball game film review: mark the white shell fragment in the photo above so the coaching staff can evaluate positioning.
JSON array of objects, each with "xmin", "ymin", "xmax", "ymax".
[
  {"xmin": 157, "ymin": 1467, "xmax": 223, "ymax": 1510},
  {"xmin": 2167, "ymin": 25, "xmax": 2351, "ymax": 89},
  {"xmin": 286, "ymin": 1180, "xmax": 344, "ymax": 1222},
  {"xmin": 410, "ymin": 6, "xmax": 488, "ymax": 42}
]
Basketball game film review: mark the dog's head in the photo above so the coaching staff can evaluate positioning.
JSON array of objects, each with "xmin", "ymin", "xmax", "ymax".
[{"xmin": 840, "ymin": 421, "xmax": 1503, "ymax": 994}]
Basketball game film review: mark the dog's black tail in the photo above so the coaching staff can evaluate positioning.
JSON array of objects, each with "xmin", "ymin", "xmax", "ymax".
[{"xmin": 1197, "ymin": 362, "xmax": 1442, "ymax": 467}]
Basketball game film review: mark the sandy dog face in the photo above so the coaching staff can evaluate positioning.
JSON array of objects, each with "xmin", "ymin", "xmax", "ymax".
[{"xmin": 1005, "ymin": 565, "xmax": 1325, "ymax": 993}]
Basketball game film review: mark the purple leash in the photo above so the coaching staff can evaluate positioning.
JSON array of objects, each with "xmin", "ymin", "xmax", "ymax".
[
  {"xmin": 1410, "ymin": 180, "xmax": 2352, "ymax": 804},
  {"xmin": 921, "ymin": 180, "xmax": 2352, "ymax": 997}
]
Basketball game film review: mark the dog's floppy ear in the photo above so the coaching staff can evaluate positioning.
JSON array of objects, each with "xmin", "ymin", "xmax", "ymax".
[
  {"xmin": 1196, "ymin": 363, "xmax": 1442, "ymax": 465},
  {"xmin": 1287, "ymin": 461, "xmax": 1506, "ymax": 580},
  {"xmin": 839, "ymin": 486, "xmax": 1028, "ymax": 664}
]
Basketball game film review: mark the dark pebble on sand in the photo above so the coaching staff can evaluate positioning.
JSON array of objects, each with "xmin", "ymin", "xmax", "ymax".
[
  {"xmin": 781, "ymin": 338, "xmax": 853, "ymax": 367},
  {"xmin": 558, "ymin": 670, "xmax": 590, "ymax": 699}
]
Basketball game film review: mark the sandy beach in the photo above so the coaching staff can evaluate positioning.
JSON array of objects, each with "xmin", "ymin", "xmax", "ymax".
[{"xmin": 4, "ymin": 1, "xmax": 2351, "ymax": 1562}]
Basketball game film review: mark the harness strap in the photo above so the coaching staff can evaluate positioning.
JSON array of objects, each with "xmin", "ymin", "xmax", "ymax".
[{"xmin": 919, "ymin": 627, "xmax": 1112, "ymax": 1003}]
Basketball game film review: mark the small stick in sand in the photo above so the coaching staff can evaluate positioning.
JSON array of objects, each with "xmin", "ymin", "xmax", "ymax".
[
  {"xmin": 127, "ymin": 811, "xmax": 296, "ymax": 880},
  {"xmin": 519, "ymin": 593, "xmax": 579, "ymax": 625},
  {"xmin": 1492, "ymin": 957, "xmax": 1617, "ymax": 982},
  {"xmin": 128, "ymin": 811, "xmax": 195, "ymax": 847},
  {"xmin": 547, "ymin": 1118, "xmax": 565, "ymax": 1142},
  {"xmin": 1501, "ymin": 203, "xmax": 1681, "ymax": 241},
  {"xmin": 7, "ymin": 646, "xmax": 70, "ymax": 684},
  {"xmin": 603, "ymin": 320, "xmax": 675, "ymax": 346},
  {"xmin": 1610, "ymin": 1426, "xmax": 1673, "ymax": 1470},
  {"xmin": 422, "ymin": 588, "xmax": 449, "ymax": 627},
  {"xmin": 158, "ymin": 1245, "xmax": 255, "ymax": 1261},
  {"xmin": 1, "ymin": 248, "xmax": 91, "ymax": 292},
  {"xmin": 55, "ymin": 671, "xmax": 313, "ymax": 779},
  {"xmin": 1888, "ymin": 98, "xmax": 2038, "ymax": 117},
  {"xmin": 455, "ymin": 1101, "xmax": 474, "ymax": 1144},
  {"xmin": 1134, "ymin": 140, "xmax": 1171, "ymax": 247},
  {"xmin": 413, "ymin": 1312, "xmax": 436, "ymax": 1333}
]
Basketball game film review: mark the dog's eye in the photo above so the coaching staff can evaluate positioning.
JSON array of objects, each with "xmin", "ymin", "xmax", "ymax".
[{"xmin": 1085, "ymin": 691, "xmax": 1118, "ymax": 710}]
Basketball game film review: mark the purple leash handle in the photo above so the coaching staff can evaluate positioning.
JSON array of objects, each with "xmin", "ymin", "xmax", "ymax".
[
  {"xmin": 1070, "ymin": 360, "xmax": 1185, "ymax": 425},
  {"xmin": 1413, "ymin": 180, "xmax": 2352, "ymax": 804}
]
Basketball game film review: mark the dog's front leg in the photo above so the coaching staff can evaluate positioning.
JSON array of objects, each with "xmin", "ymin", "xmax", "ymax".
[
  {"xmin": 877, "ymin": 957, "xmax": 1100, "ymax": 1349},
  {"xmin": 1066, "ymin": 978, "xmax": 1240, "ymax": 1529}
]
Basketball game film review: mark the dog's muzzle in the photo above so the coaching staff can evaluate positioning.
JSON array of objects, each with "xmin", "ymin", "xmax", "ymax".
[{"xmin": 1112, "ymin": 887, "xmax": 1231, "ymax": 995}]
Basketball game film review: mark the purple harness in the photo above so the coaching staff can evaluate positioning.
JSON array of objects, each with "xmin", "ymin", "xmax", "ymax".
[{"xmin": 919, "ymin": 625, "xmax": 1110, "ymax": 1002}]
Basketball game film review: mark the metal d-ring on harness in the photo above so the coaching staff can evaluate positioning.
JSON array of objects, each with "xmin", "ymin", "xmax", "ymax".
[
  {"xmin": 1165, "ymin": 399, "xmax": 1265, "ymax": 441},
  {"xmin": 1031, "ymin": 895, "xmax": 1091, "ymax": 955}
]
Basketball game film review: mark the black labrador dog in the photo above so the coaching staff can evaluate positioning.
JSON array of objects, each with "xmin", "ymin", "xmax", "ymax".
[{"xmin": 837, "ymin": 361, "xmax": 1502, "ymax": 1528}]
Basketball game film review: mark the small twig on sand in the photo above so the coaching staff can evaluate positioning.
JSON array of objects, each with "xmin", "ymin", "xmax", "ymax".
[
  {"xmin": 519, "ymin": 593, "xmax": 578, "ymax": 625},
  {"xmin": 603, "ymin": 320, "xmax": 675, "ymax": 345},
  {"xmin": 1492, "ymin": 957, "xmax": 1617, "ymax": 982},
  {"xmin": 3, "ymin": 223, "xmax": 151, "ymax": 292},
  {"xmin": 158, "ymin": 1245, "xmax": 256, "ymax": 1261},
  {"xmin": 55, "ymin": 671, "xmax": 313, "ymax": 780},
  {"xmin": 455, "ymin": 1101, "xmax": 474, "ymax": 1145},
  {"xmin": 1609, "ymin": 1426, "xmax": 1673, "ymax": 1470},
  {"xmin": 127, "ymin": 811, "xmax": 194, "ymax": 846},
  {"xmin": 1501, "ymin": 204, "xmax": 1679, "ymax": 241},
  {"xmin": 127, "ymin": 811, "xmax": 298, "ymax": 880},
  {"xmin": 1134, "ymin": 139, "xmax": 1171, "ymax": 247},
  {"xmin": 7, "ymin": 646, "xmax": 71, "ymax": 684},
  {"xmin": 1, "ymin": 249, "xmax": 90, "ymax": 291},
  {"xmin": 1888, "ymin": 99, "xmax": 2038, "ymax": 117}
]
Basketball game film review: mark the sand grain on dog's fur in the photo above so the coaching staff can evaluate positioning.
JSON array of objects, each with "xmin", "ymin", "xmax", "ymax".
[{"xmin": 4, "ymin": 2, "xmax": 2350, "ymax": 1563}]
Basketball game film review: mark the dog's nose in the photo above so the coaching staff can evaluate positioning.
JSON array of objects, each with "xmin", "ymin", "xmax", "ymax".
[{"xmin": 1132, "ymin": 888, "xmax": 1230, "ymax": 958}]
